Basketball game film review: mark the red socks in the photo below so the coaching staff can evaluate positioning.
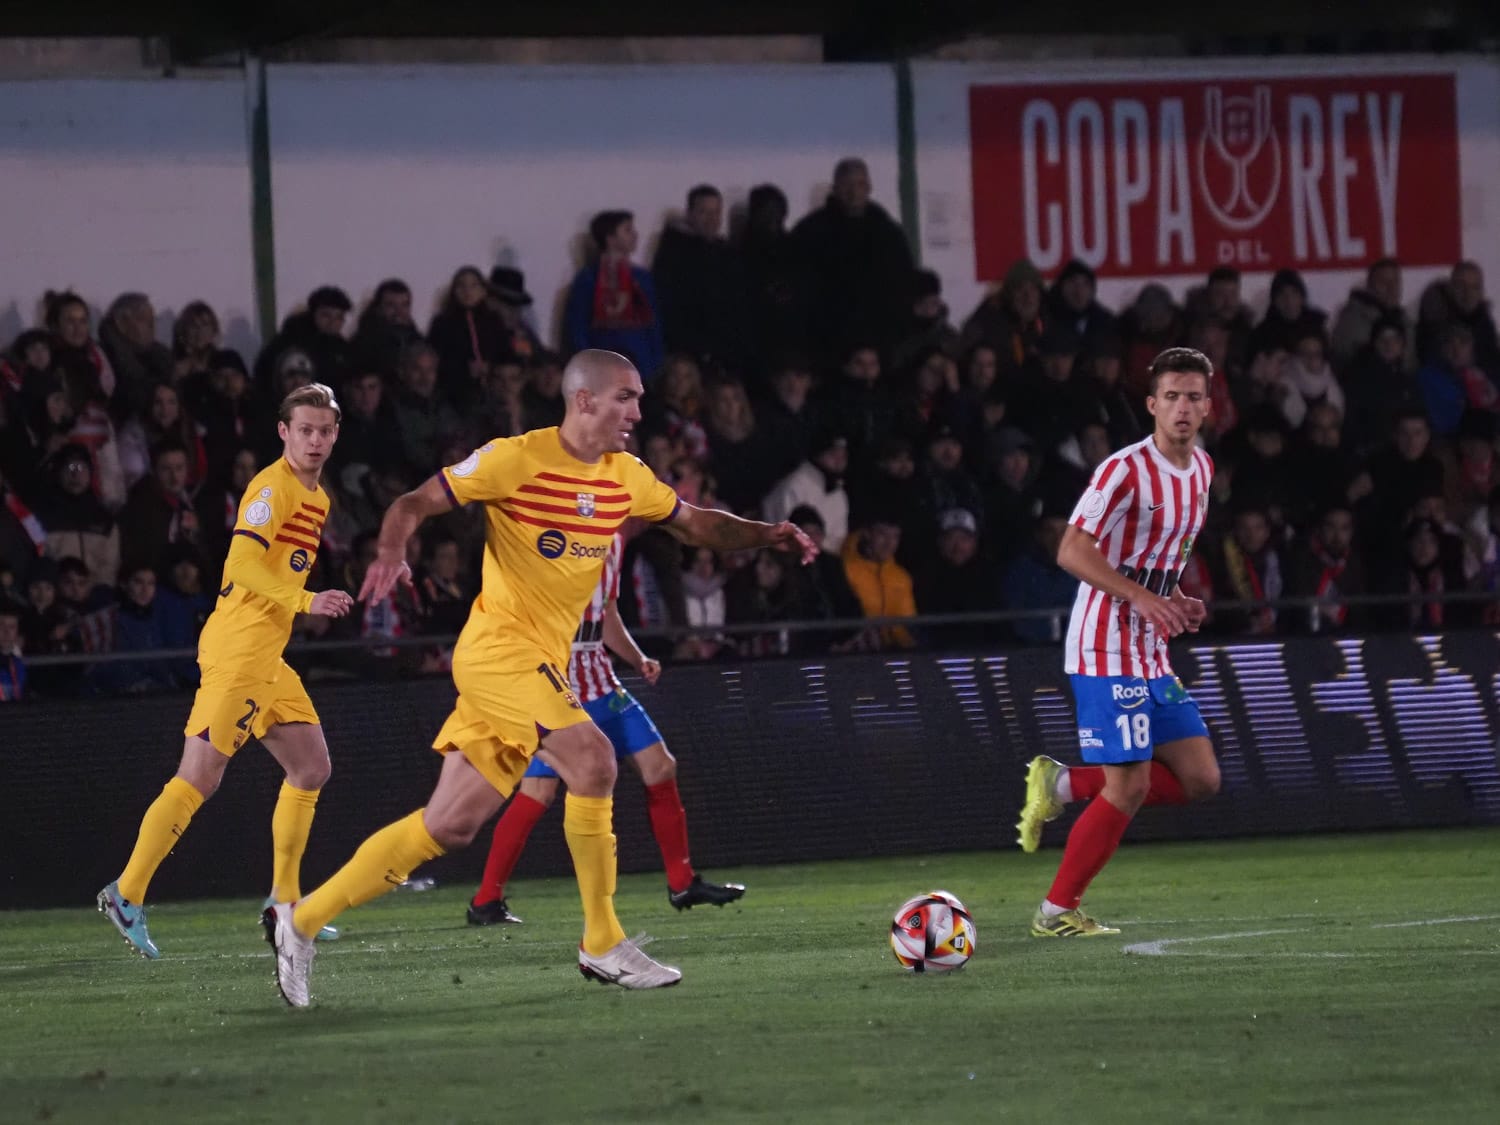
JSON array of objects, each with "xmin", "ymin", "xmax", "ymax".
[
  {"xmin": 1068, "ymin": 762, "xmax": 1187, "ymax": 806},
  {"xmin": 645, "ymin": 779, "xmax": 694, "ymax": 894},
  {"xmin": 1045, "ymin": 796, "xmax": 1133, "ymax": 910},
  {"xmin": 473, "ymin": 793, "xmax": 548, "ymax": 906}
]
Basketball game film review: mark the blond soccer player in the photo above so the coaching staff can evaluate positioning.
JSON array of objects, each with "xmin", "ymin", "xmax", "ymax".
[
  {"xmin": 98, "ymin": 384, "xmax": 354, "ymax": 958},
  {"xmin": 263, "ymin": 349, "xmax": 815, "ymax": 1006}
]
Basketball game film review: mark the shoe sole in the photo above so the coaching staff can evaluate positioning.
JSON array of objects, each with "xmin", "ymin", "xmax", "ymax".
[
  {"xmin": 1016, "ymin": 760, "xmax": 1059, "ymax": 853},
  {"xmin": 97, "ymin": 892, "xmax": 159, "ymax": 960},
  {"xmin": 466, "ymin": 912, "xmax": 524, "ymax": 927},
  {"xmin": 670, "ymin": 890, "xmax": 746, "ymax": 911},
  {"xmin": 578, "ymin": 963, "xmax": 682, "ymax": 989}
]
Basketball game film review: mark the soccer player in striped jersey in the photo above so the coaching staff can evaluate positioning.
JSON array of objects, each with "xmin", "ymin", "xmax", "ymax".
[
  {"xmin": 97, "ymin": 384, "xmax": 354, "ymax": 959},
  {"xmin": 466, "ymin": 531, "xmax": 744, "ymax": 927},
  {"xmin": 1016, "ymin": 347, "xmax": 1221, "ymax": 937}
]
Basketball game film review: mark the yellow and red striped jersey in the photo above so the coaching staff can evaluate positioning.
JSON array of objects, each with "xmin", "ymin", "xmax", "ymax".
[{"xmin": 197, "ymin": 457, "xmax": 329, "ymax": 675}]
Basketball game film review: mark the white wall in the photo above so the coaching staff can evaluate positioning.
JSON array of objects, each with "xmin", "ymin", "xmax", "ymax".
[
  {"xmin": 264, "ymin": 64, "xmax": 900, "ymax": 346},
  {"xmin": 912, "ymin": 55, "xmax": 1500, "ymax": 327},
  {"xmin": 0, "ymin": 78, "xmax": 258, "ymax": 355}
]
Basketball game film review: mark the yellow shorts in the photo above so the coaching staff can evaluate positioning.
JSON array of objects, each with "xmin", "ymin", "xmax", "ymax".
[
  {"xmin": 431, "ymin": 639, "xmax": 588, "ymax": 798},
  {"xmin": 184, "ymin": 660, "xmax": 319, "ymax": 756}
]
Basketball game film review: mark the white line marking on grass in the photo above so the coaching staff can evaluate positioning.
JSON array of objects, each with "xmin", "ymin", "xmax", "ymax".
[
  {"xmin": 1123, "ymin": 914, "xmax": 1500, "ymax": 957},
  {"xmin": 1122, "ymin": 929, "xmax": 1304, "ymax": 956}
]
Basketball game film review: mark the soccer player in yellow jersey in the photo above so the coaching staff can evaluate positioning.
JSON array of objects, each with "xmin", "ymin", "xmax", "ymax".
[
  {"xmin": 97, "ymin": 384, "xmax": 355, "ymax": 959},
  {"xmin": 264, "ymin": 349, "xmax": 815, "ymax": 1005}
]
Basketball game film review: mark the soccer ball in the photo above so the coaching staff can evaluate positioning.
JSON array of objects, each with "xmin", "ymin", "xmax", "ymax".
[{"xmin": 889, "ymin": 890, "xmax": 976, "ymax": 972}]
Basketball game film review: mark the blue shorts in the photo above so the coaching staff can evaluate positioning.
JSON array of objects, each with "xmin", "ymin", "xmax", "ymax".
[
  {"xmin": 1070, "ymin": 674, "xmax": 1209, "ymax": 764},
  {"xmin": 523, "ymin": 688, "xmax": 663, "ymax": 779}
]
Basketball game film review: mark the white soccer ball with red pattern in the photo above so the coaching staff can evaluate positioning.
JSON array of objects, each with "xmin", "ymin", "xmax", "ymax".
[{"xmin": 890, "ymin": 890, "xmax": 976, "ymax": 972}]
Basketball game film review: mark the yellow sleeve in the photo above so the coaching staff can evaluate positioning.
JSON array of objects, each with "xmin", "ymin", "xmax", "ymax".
[
  {"xmin": 226, "ymin": 474, "xmax": 315, "ymax": 614},
  {"xmin": 223, "ymin": 534, "xmax": 316, "ymax": 615},
  {"xmin": 438, "ymin": 439, "xmax": 526, "ymax": 507},
  {"xmin": 617, "ymin": 455, "xmax": 681, "ymax": 523}
]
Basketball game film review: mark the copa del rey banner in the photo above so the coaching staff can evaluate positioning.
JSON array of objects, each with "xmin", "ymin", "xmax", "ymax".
[{"xmin": 968, "ymin": 73, "xmax": 1461, "ymax": 280}]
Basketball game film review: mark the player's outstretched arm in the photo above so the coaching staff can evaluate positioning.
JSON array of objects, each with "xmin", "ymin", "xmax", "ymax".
[
  {"xmin": 664, "ymin": 501, "xmax": 817, "ymax": 565},
  {"xmin": 1056, "ymin": 525, "xmax": 1188, "ymax": 636},
  {"xmin": 222, "ymin": 534, "xmax": 351, "ymax": 618},
  {"xmin": 359, "ymin": 475, "xmax": 454, "ymax": 604},
  {"xmin": 601, "ymin": 599, "xmax": 659, "ymax": 685}
]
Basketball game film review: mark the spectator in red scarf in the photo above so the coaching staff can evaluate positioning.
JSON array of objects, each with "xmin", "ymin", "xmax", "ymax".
[
  {"xmin": 643, "ymin": 354, "xmax": 709, "ymax": 467},
  {"xmin": 1385, "ymin": 517, "xmax": 1476, "ymax": 630},
  {"xmin": 1288, "ymin": 504, "xmax": 1367, "ymax": 634},
  {"xmin": 45, "ymin": 290, "xmax": 114, "ymax": 415},
  {"xmin": 1212, "ymin": 502, "xmax": 1285, "ymax": 636},
  {"xmin": 565, "ymin": 210, "xmax": 664, "ymax": 380},
  {"xmin": 119, "ymin": 439, "xmax": 201, "ymax": 576},
  {"xmin": 427, "ymin": 267, "xmax": 512, "ymax": 409}
]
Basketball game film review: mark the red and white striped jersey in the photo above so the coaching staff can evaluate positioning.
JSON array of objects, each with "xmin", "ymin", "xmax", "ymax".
[
  {"xmin": 1063, "ymin": 436, "xmax": 1214, "ymax": 679},
  {"xmin": 568, "ymin": 533, "xmax": 625, "ymax": 702}
]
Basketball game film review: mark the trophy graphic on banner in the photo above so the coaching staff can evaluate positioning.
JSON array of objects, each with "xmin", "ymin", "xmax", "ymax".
[{"xmin": 1196, "ymin": 85, "xmax": 1281, "ymax": 231}]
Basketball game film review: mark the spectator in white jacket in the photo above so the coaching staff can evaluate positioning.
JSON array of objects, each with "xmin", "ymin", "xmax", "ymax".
[
  {"xmin": 1276, "ymin": 329, "xmax": 1345, "ymax": 432},
  {"xmin": 761, "ymin": 428, "xmax": 850, "ymax": 552}
]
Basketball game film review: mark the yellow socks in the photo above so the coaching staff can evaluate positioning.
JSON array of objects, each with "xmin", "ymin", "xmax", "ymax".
[
  {"xmin": 118, "ymin": 777, "xmax": 205, "ymax": 904},
  {"xmin": 293, "ymin": 810, "xmax": 444, "ymax": 939},
  {"xmin": 565, "ymin": 794, "xmax": 627, "ymax": 955},
  {"xmin": 269, "ymin": 782, "xmax": 320, "ymax": 903}
]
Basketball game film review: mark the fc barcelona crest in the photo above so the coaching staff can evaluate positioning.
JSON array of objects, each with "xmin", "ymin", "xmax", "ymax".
[{"xmin": 576, "ymin": 492, "xmax": 596, "ymax": 518}]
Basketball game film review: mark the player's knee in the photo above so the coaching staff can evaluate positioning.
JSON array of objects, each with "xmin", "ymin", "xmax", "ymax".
[
  {"xmin": 289, "ymin": 756, "xmax": 331, "ymax": 791},
  {"xmin": 575, "ymin": 755, "xmax": 617, "ymax": 796},
  {"xmin": 519, "ymin": 776, "xmax": 559, "ymax": 809},
  {"xmin": 634, "ymin": 744, "xmax": 675, "ymax": 786},
  {"xmin": 1183, "ymin": 762, "xmax": 1221, "ymax": 801},
  {"xmin": 426, "ymin": 815, "xmax": 480, "ymax": 851}
]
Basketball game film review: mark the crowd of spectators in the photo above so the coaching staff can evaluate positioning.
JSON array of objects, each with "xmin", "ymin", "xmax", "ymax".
[{"xmin": 4, "ymin": 155, "xmax": 1500, "ymax": 700}]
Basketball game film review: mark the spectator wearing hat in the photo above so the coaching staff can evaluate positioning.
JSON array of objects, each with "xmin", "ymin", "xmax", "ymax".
[
  {"xmin": 1417, "ymin": 261, "xmax": 1500, "ymax": 379},
  {"xmin": 915, "ymin": 507, "xmax": 1000, "ymax": 645},
  {"xmin": 254, "ymin": 285, "xmax": 354, "ymax": 398},
  {"xmin": 352, "ymin": 278, "xmax": 425, "ymax": 380},
  {"xmin": 961, "ymin": 258, "xmax": 1046, "ymax": 383},
  {"xmin": 1342, "ymin": 315, "xmax": 1423, "ymax": 456},
  {"xmin": 651, "ymin": 184, "xmax": 747, "ymax": 369},
  {"xmin": 983, "ymin": 426, "xmax": 1041, "ymax": 565},
  {"xmin": 565, "ymin": 210, "xmax": 664, "ymax": 380},
  {"xmin": 762, "ymin": 427, "xmax": 850, "ymax": 553},
  {"xmin": 891, "ymin": 269, "xmax": 961, "ymax": 375},
  {"xmin": 1418, "ymin": 322, "xmax": 1499, "ymax": 439},
  {"xmin": 487, "ymin": 267, "xmax": 545, "ymax": 362},
  {"xmin": 840, "ymin": 511, "xmax": 917, "ymax": 650},
  {"xmin": 427, "ymin": 266, "xmax": 514, "ymax": 411},
  {"xmin": 1046, "ymin": 259, "xmax": 1116, "ymax": 357},
  {"xmin": 37, "ymin": 443, "xmax": 120, "ymax": 587},
  {"xmin": 1331, "ymin": 258, "xmax": 1413, "ymax": 374},
  {"xmin": 792, "ymin": 157, "xmax": 915, "ymax": 368},
  {"xmin": 1002, "ymin": 507, "xmax": 1077, "ymax": 645},
  {"xmin": 1248, "ymin": 268, "xmax": 1328, "ymax": 360},
  {"xmin": 0, "ymin": 602, "xmax": 24, "ymax": 702},
  {"xmin": 1009, "ymin": 322, "xmax": 1094, "ymax": 454},
  {"xmin": 916, "ymin": 422, "xmax": 984, "ymax": 562}
]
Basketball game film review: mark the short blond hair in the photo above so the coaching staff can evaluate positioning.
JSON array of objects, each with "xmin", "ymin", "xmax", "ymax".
[{"xmin": 279, "ymin": 382, "xmax": 341, "ymax": 424}]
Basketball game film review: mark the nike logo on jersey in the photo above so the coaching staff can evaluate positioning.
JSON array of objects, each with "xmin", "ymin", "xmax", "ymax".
[{"xmin": 1148, "ymin": 502, "xmax": 1166, "ymax": 511}]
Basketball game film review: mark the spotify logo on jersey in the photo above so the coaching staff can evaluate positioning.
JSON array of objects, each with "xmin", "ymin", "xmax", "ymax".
[{"xmin": 536, "ymin": 530, "xmax": 567, "ymax": 559}]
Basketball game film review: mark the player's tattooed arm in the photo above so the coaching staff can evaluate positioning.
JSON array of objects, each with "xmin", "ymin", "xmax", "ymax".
[{"xmin": 665, "ymin": 502, "xmax": 817, "ymax": 563}]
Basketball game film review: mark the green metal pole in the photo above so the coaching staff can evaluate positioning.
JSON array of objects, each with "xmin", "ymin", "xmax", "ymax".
[
  {"xmin": 895, "ymin": 56, "xmax": 921, "ymax": 265},
  {"xmin": 248, "ymin": 56, "xmax": 277, "ymax": 346}
]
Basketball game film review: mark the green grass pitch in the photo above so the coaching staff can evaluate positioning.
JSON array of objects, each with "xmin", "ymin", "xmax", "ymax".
[{"xmin": 2, "ymin": 829, "xmax": 1498, "ymax": 1124}]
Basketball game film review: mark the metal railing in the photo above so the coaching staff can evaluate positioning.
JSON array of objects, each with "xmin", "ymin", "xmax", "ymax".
[{"xmin": 15, "ymin": 589, "xmax": 1497, "ymax": 669}]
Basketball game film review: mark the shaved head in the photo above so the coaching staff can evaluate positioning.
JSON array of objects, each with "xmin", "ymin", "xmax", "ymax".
[{"xmin": 562, "ymin": 349, "xmax": 637, "ymax": 398}]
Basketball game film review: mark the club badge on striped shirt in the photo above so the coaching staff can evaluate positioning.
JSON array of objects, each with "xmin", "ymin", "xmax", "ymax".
[{"xmin": 576, "ymin": 492, "xmax": 596, "ymax": 517}]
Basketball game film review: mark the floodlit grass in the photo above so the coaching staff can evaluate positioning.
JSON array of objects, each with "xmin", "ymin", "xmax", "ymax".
[{"xmin": 2, "ymin": 830, "xmax": 1498, "ymax": 1124}]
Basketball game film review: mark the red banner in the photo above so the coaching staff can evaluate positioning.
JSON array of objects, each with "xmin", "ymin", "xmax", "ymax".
[{"xmin": 969, "ymin": 73, "xmax": 1461, "ymax": 280}]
